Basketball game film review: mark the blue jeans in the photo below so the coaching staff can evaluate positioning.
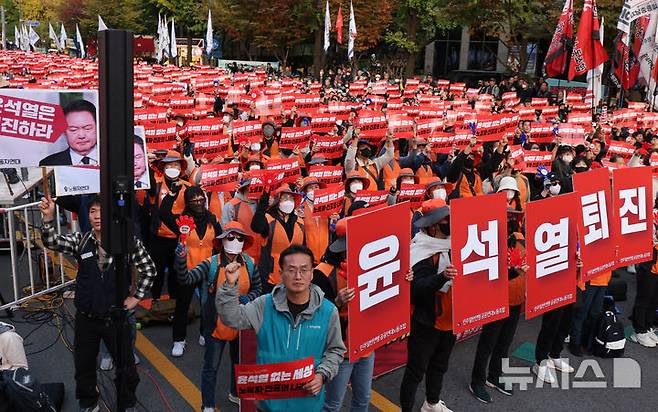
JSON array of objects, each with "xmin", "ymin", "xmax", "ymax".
[
  {"xmin": 201, "ymin": 335, "xmax": 239, "ymax": 408},
  {"xmin": 322, "ymin": 352, "xmax": 375, "ymax": 412},
  {"xmin": 570, "ymin": 285, "xmax": 607, "ymax": 348}
]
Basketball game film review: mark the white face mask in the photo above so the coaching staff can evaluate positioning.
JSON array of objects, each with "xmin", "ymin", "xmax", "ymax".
[
  {"xmin": 250, "ymin": 142, "xmax": 261, "ymax": 152},
  {"xmin": 223, "ymin": 115, "xmax": 232, "ymax": 123},
  {"xmin": 248, "ymin": 164, "xmax": 261, "ymax": 171},
  {"xmin": 349, "ymin": 181, "xmax": 363, "ymax": 193},
  {"xmin": 222, "ymin": 237, "xmax": 244, "ymax": 254},
  {"xmin": 164, "ymin": 167, "xmax": 180, "ymax": 179},
  {"xmin": 562, "ymin": 154, "xmax": 573, "ymax": 164},
  {"xmin": 506, "ymin": 190, "xmax": 515, "ymax": 200},
  {"xmin": 549, "ymin": 184, "xmax": 561, "ymax": 195},
  {"xmin": 279, "ymin": 200, "xmax": 295, "ymax": 214},
  {"xmin": 306, "ymin": 190, "xmax": 315, "ymax": 201},
  {"xmin": 432, "ymin": 188, "xmax": 447, "ymax": 200}
]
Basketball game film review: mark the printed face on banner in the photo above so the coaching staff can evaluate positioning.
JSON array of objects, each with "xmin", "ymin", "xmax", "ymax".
[
  {"xmin": 1, "ymin": 89, "xmax": 99, "ymax": 167},
  {"xmin": 133, "ymin": 126, "xmax": 150, "ymax": 190}
]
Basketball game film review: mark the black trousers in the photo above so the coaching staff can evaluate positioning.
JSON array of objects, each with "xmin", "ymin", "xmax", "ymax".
[
  {"xmin": 149, "ymin": 236, "xmax": 178, "ymax": 299},
  {"xmin": 632, "ymin": 261, "xmax": 658, "ymax": 333},
  {"xmin": 471, "ymin": 304, "xmax": 521, "ymax": 386},
  {"xmin": 535, "ymin": 303, "xmax": 573, "ymax": 364},
  {"xmin": 172, "ymin": 282, "xmax": 196, "ymax": 342},
  {"xmin": 400, "ymin": 321, "xmax": 456, "ymax": 412},
  {"xmin": 74, "ymin": 312, "xmax": 139, "ymax": 409}
]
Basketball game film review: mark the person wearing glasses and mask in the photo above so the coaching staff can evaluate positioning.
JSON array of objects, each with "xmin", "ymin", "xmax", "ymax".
[{"xmin": 176, "ymin": 222, "xmax": 261, "ymax": 410}]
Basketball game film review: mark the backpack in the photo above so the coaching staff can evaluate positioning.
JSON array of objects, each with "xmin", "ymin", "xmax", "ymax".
[
  {"xmin": 592, "ymin": 311, "xmax": 626, "ymax": 358},
  {"xmin": 0, "ymin": 368, "xmax": 56, "ymax": 412}
]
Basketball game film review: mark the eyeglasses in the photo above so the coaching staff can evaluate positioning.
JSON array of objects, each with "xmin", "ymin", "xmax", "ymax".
[
  {"xmin": 226, "ymin": 234, "xmax": 245, "ymax": 242},
  {"xmin": 189, "ymin": 198, "xmax": 205, "ymax": 204},
  {"xmin": 283, "ymin": 267, "xmax": 312, "ymax": 276}
]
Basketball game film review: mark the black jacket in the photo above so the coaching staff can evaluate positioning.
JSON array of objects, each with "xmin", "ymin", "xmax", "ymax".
[{"xmin": 410, "ymin": 256, "xmax": 451, "ymax": 328}]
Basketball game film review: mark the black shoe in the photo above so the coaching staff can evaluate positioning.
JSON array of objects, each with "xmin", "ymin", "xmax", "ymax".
[
  {"xmin": 469, "ymin": 383, "xmax": 492, "ymax": 403},
  {"xmin": 580, "ymin": 345, "xmax": 592, "ymax": 356},
  {"xmin": 568, "ymin": 343, "xmax": 584, "ymax": 357},
  {"xmin": 80, "ymin": 405, "xmax": 100, "ymax": 412},
  {"xmin": 486, "ymin": 378, "xmax": 514, "ymax": 396}
]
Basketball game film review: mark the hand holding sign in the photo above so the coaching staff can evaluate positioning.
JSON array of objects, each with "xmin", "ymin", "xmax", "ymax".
[{"xmin": 176, "ymin": 215, "xmax": 196, "ymax": 243}]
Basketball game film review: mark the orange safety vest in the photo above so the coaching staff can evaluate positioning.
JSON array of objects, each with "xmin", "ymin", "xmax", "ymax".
[
  {"xmin": 508, "ymin": 233, "xmax": 526, "ymax": 306},
  {"xmin": 651, "ymin": 245, "xmax": 658, "ymax": 274},
  {"xmin": 185, "ymin": 222, "xmax": 216, "ymax": 270},
  {"xmin": 211, "ymin": 261, "xmax": 250, "ymax": 341},
  {"xmin": 303, "ymin": 201, "xmax": 329, "ymax": 264},
  {"xmin": 515, "ymin": 174, "xmax": 530, "ymax": 210},
  {"xmin": 355, "ymin": 161, "xmax": 380, "ymax": 191},
  {"xmin": 578, "ymin": 271, "xmax": 612, "ymax": 290},
  {"xmin": 155, "ymin": 177, "xmax": 191, "ymax": 238},
  {"xmin": 227, "ymin": 197, "xmax": 262, "ymax": 264},
  {"xmin": 432, "ymin": 253, "xmax": 453, "ymax": 331},
  {"xmin": 416, "ymin": 164, "xmax": 434, "ymax": 185},
  {"xmin": 263, "ymin": 214, "xmax": 305, "ymax": 285},
  {"xmin": 208, "ymin": 191, "xmax": 232, "ymax": 223},
  {"xmin": 382, "ymin": 160, "xmax": 401, "ymax": 191},
  {"xmin": 456, "ymin": 172, "xmax": 483, "ymax": 198}
]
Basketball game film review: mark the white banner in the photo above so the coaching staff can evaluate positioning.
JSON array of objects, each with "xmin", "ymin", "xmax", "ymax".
[{"xmin": 618, "ymin": 0, "xmax": 658, "ymax": 34}]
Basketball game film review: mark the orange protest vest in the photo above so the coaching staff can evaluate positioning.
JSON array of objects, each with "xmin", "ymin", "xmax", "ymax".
[
  {"xmin": 185, "ymin": 223, "xmax": 216, "ymax": 270},
  {"xmin": 211, "ymin": 262, "xmax": 251, "ymax": 341},
  {"xmin": 508, "ymin": 233, "xmax": 526, "ymax": 306},
  {"xmin": 434, "ymin": 288, "xmax": 453, "ymax": 331},
  {"xmin": 303, "ymin": 201, "xmax": 329, "ymax": 264},
  {"xmin": 264, "ymin": 215, "xmax": 304, "ymax": 285},
  {"xmin": 515, "ymin": 174, "xmax": 530, "ymax": 210},
  {"xmin": 208, "ymin": 191, "xmax": 232, "ymax": 223},
  {"xmin": 155, "ymin": 177, "xmax": 191, "ymax": 238},
  {"xmin": 416, "ymin": 164, "xmax": 434, "ymax": 185},
  {"xmin": 355, "ymin": 161, "xmax": 380, "ymax": 191},
  {"xmin": 578, "ymin": 271, "xmax": 612, "ymax": 291},
  {"xmin": 382, "ymin": 160, "xmax": 401, "ymax": 191},
  {"xmin": 227, "ymin": 197, "xmax": 262, "ymax": 264},
  {"xmin": 651, "ymin": 246, "xmax": 658, "ymax": 274},
  {"xmin": 457, "ymin": 173, "xmax": 483, "ymax": 198}
]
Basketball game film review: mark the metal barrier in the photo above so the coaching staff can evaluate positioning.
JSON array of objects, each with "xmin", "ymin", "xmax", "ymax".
[{"xmin": 0, "ymin": 200, "xmax": 75, "ymax": 311}]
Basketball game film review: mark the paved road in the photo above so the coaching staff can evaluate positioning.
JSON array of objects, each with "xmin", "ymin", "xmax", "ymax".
[{"xmin": 2, "ymin": 256, "xmax": 657, "ymax": 411}]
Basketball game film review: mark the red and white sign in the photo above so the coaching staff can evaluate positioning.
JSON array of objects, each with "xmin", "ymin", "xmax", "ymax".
[
  {"xmin": 266, "ymin": 157, "xmax": 301, "ymax": 184},
  {"xmin": 523, "ymin": 151, "xmax": 553, "ymax": 173},
  {"xmin": 235, "ymin": 357, "xmax": 314, "ymax": 400},
  {"xmin": 312, "ymin": 135, "xmax": 343, "ymax": 159},
  {"xmin": 573, "ymin": 168, "xmax": 617, "ymax": 282},
  {"xmin": 525, "ymin": 194, "xmax": 579, "ymax": 319},
  {"xmin": 397, "ymin": 184, "xmax": 426, "ymax": 208},
  {"xmin": 199, "ymin": 163, "xmax": 240, "ymax": 192},
  {"xmin": 612, "ymin": 167, "xmax": 653, "ymax": 267},
  {"xmin": 451, "ymin": 193, "xmax": 509, "ymax": 334},
  {"xmin": 346, "ymin": 203, "xmax": 411, "ymax": 362},
  {"xmin": 354, "ymin": 190, "xmax": 388, "ymax": 206},
  {"xmin": 312, "ymin": 184, "xmax": 345, "ymax": 217},
  {"xmin": 279, "ymin": 127, "xmax": 312, "ymax": 150}
]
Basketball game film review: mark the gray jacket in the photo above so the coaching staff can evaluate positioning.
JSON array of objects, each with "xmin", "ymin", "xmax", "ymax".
[{"xmin": 216, "ymin": 282, "xmax": 345, "ymax": 380}]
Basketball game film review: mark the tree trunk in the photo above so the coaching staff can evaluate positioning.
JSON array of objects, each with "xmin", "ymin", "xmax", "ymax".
[
  {"xmin": 186, "ymin": 33, "xmax": 192, "ymax": 66},
  {"xmin": 312, "ymin": 0, "xmax": 324, "ymax": 78},
  {"xmin": 404, "ymin": 8, "xmax": 419, "ymax": 78}
]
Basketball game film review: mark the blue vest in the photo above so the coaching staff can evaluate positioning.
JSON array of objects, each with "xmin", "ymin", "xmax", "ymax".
[{"xmin": 256, "ymin": 293, "xmax": 334, "ymax": 412}]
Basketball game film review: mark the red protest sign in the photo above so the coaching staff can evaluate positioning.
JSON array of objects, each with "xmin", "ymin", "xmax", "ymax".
[
  {"xmin": 192, "ymin": 133, "xmax": 230, "ymax": 159},
  {"xmin": 612, "ymin": 167, "xmax": 653, "ymax": 267},
  {"xmin": 573, "ymin": 168, "xmax": 617, "ymax": 282},
  {"xmin": 523, "ymin": 151, "xmax": 553, "ymax": 173},
  {"xmin": 245, "ymin": 169, "xmax": 286, "ymax": 199},
  {"xmin": 134, "ymin": 107, "xmax": 169, "ymax": 125},
  {"xmin": 232, "ymin": 120, "xmax": 263, "ymax": 144},
  {"xmin": 308, "ymin": 165, "xmax": 344, "ymax": 184},
  {"xmin": 397, "ymin": 184, "xmax": 425, "ymax": 208},
  {"xmin": 200, "ymin": 163, "xmax": 240, "ymax": 192},
  {"xmin": 235, "ymin": 357, "xmax": 314, "ymax": 400},
  {"xmin": 470, "ymin": 113, "xmax": 519, "ymax": 142},
  {"xmin": 357, "ymin": 112, "xmax": 387, "ymax": 133},
  {"xmin": 346, "ymin": 203, "xmax": 411, "ymax": 361},
  {"xmin": 144, "ymin": 122, "xmax": 177, "ymax": 151},
  {"xmin": 451, "ymin": 193, "xmax": 509, "ymax": 334},
  {"xmin": 354, "ymin": 190, "xmax": 388, "ymax": 206},
  {"xmin": 388, "ymin": 114, "xmax": 415, "ymax": 139},
  {"xmin": 311, "ymin": 114, "xmax": 337, "ymax": 134},
  {"xmin": 651, "ymin": 153, "xmax": 658, "ymax": 175},
  {"xmin": 0, "ymin": 94, "xmax": 67, "ymax": 143},
  {"xmin": 415, "ymin": 118, "xmax": 444, "ymax": 138},
  {"xmin": 606, "ymin": 141, "xmax": 636, "ymax": 159},
  {"xmin": 312, "ymin": 135, "xmax": 343, "ymax": 159},
  {"xmin": 279, "ymin": 127, "xmax": 312, "ymax": 150},
  {"xmin": 529, "ymin": 123, "xmax": 556, "ymax": 143},
  {"xmin": 266, "ymin": 157, "xmax": 301, "ymax": 184},
  {"xmin": 294, "ymin": 94, "xmax": 321, "ymax": 110},
  {"xmin": 508, "ymin": 145, "xmax": 525, "ymax": 170},
  {"xmin": 186, "ymin": 118, "xmax": 223, "ymax": 137},
  {"xmin": 525, "ymin": 193, "xmax": 579, "ymax": 319},
  {"xmin": 312, "ymin": 184, "xmax": 345, "ymax": 217}
]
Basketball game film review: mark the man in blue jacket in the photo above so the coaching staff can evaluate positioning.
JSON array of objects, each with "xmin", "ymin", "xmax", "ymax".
[{"xmin": 217, "ymin": 244, "xmax": 345, "ymax": 412}]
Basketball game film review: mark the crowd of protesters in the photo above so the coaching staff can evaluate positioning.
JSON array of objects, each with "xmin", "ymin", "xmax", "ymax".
[{"xmin": 0, "ymin": 49, "xmax": 655, "ymax": 412}]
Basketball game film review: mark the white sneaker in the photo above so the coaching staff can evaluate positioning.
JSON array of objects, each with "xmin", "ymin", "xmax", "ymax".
[
  {"xmin": 199, "ymin": 335, "xmax": 206, "ymax": 347},
  {"xmin": 420, "ymin": 400, "xmax": 453, "ymax": 412},
  {"xmin": 228, "ymin": 393, "xmax": 240, "ymax": 405},
  {"xmin": 627, "ymin": 264, "xmax": 637, "ymax": 274},
  {"xmin": 202, "ymin": 408, "xmax": 215, "ymax": 412},
  {"xmin": 632, "ymin": 332, "xmax": 657, "ymax": 348},
  {"xmin": 99, "ymin": 356, "xmax": 113, "ymax": 371},
  {"xmin": 532, "ymin": 363, "xmax": 556, "ymax": 384},
  {"xmin": 648, "ymin": 328, "xmax": 658, "ymax": 344},
  {"xmin": 548, "ymin": 357, "xmax": 574, "ymax": 373},
  {"xmin": 171, "ymin": 340, "xmax": 187, "ymax": 357}
]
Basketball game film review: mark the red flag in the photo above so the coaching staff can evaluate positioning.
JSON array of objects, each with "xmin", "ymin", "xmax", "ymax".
[
  {"xmin": 545, "ymin": 0, "xmax": 574, "ymax": 77},
  {"xmin": 568, "ymin": 0, "xmax": 608, "ymax": 80},
  {"xmin": 336, "ymin": 4, "xmax": 344, "ymax": 44},
  {"xmin": 611, "ymin": 17, "xmax": 649, "ymax": 90}
]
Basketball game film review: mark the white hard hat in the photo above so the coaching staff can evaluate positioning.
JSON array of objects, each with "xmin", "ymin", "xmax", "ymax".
[{"xmin": 497, "ymin": 176, "xmax": 519, "ymax": 193}]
